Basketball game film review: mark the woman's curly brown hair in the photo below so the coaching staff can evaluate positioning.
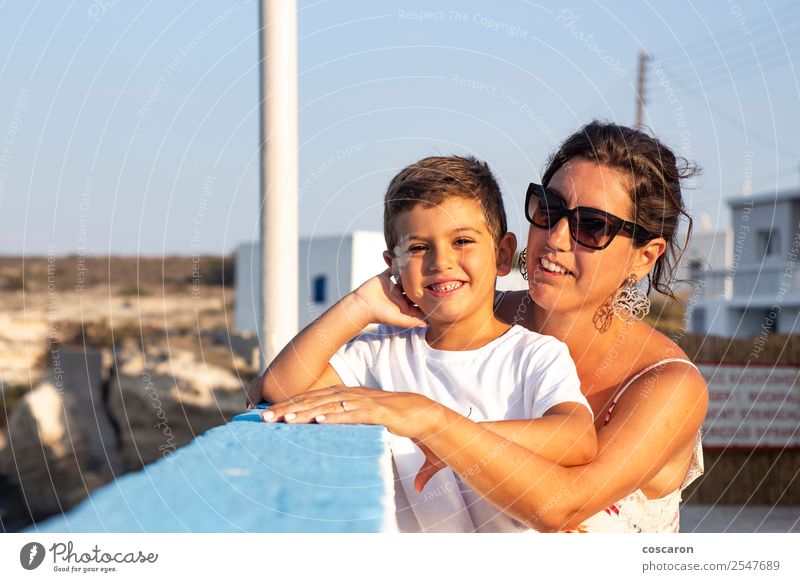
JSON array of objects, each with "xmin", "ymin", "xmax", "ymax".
[{"xmin": 542, "ymin": 120, "xmax": 700, "ymax": 298}]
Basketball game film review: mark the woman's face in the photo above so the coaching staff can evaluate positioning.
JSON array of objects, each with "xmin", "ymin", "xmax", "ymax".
[{"xmin": 526, "ymin": 158, "xmax": 643, "ymax": 316}]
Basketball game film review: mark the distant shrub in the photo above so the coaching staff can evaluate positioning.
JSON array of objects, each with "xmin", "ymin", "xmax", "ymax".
[
  {"xmin": 118, "ymin": 285, "xmax": 152, "ymax": 297},
  {"xmin": 184, "ymin": 256, "xmax": 235, "ymax": 286},
  {"xmin": 0, "ymin": 275, "xmax": 25, "ymax": 291}
]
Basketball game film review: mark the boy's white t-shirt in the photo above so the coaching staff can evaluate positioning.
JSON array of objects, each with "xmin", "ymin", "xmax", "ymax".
[{"xmin": 329, "ymin": 324, "xmax": 590, "ymax": 533}]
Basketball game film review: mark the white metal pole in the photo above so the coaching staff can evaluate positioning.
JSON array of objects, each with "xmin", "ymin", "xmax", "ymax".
[{"xmin": 259, "ymin": 0, "xmax": 298, "ymax": 368}]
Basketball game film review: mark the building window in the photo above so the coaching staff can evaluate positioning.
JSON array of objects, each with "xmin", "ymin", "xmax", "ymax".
[
  {"xmin": 691, "ymin": 308, "xmax": 705, "ymax": 334},
  {"xmin": 757, "ymin": 229, "xmax": 779, "ymax": 257},
  {"xmin": 312, "ymin": 275, "xmax": 327, "ymax": 304},
  {"xmin": 687, "ymin": 259, "xmax": 704, "ymax": 274},
  {"xmin": 764, "ymin": 308, "xmax": 779, "ymax": 334}
]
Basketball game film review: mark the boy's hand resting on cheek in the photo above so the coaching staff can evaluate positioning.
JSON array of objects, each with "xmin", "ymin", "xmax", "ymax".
[{"xmin": 351, "ymin": 269, "xmax": 427, "ymax": 329}]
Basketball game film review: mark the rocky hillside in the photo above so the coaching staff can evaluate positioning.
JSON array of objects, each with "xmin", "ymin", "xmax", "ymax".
[{"xmin": 0, "ymin": 254, "xmax": 258, "ymax": 531}]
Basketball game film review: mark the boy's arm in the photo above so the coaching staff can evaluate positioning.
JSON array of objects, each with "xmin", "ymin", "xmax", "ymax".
[
  {"xmin": 257, "ymin": 294, "xmax": 369, "ymax": 404},
  {"xmin": 478, "ymin": 402, "xmax": 596, "ymax": 466},
  {"xmin": 250, "ymin": 271, "xmax": 425, "ymax": 405}
]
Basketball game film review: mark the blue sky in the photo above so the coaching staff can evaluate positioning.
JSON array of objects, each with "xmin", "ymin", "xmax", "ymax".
[{"xmin": 1, "ymin": 0, "xmax": 798, "ymax": 255}]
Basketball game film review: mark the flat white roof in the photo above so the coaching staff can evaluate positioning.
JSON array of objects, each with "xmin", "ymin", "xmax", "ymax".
[{"xmin": 728, "ymin": 188, "xmax": 800, "ymax": 208}]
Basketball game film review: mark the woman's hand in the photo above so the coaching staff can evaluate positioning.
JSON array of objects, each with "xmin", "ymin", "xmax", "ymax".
[
  {"xmin": 261, "ymin": 385, "xmax": 443, "ymax": 440},
  {"xmin": 351, "ymin": 269, "xmax": 426, "ymax": 329}
]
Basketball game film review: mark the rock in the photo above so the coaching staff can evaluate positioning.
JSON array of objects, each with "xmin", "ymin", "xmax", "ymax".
[
  {"xmin": 109, "ymin": 349, "xmax": 245, "ymax": 469},
  {"xmin": 0, "ymin": 381, "xmax": 109, "ymax": 518},
  {"xmin": 0, "ymin": 345, "xmax": 247, "ymax": 526},
  {"xmin": 0, "ymin": 314, "xmax": 49, "ymax": 387}
]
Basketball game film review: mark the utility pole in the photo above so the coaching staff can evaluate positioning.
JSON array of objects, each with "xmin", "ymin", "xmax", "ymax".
[
  {"xmin": 259, "ymin": 0, "xmax": 298, "ymax": 368},
  {"xmin": 635, "ymin": 50, "xmax": 648, "ymax": 130}
]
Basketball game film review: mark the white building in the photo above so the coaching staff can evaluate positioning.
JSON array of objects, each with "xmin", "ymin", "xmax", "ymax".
[
  {"xmin": 236, "ymin": 231, "xmax": 529, "ymax": 335},
  {"xmin": 690, "ymin": 189, "xmax": 800, "ymax": 337},
  {"xmin": 674, "ymin": 229, "xmax": 730, "ymax": 288}
]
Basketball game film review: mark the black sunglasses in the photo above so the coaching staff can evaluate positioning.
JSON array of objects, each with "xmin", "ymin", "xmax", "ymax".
[{"xmin": 525, "ymin": 183, "xmax": 657, "ymax": 250}]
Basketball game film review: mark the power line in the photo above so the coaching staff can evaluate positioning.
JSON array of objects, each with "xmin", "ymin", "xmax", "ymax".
[
  {"xmin": 652, "ymin": 30, "xmax": 800, "ymax": 92},
  {"xmin": 659, "ymin": 34, "xmax": 800, "ymax": 87},
  {"xmin": 674, "ymin": 45, "xmax": 798, "ymax": 89},
  {"xmin": 703, "ymin": 50, "xmax": 797, "ymax": 87},
  {"xmin": 649, "ymin": 63, "xmax": 800, "ymax": 162},
  {"xmin": 656, "ymin": 1, "xmax": 800, "ymax": 64},
  {"xmin": 665, "ymin": 22, "xmax": 800, "ymax": 76}
]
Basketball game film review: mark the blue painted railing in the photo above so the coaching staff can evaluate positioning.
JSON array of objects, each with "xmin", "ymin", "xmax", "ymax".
[{"xmin": 27, "ymin": 406, "xmax": 396, "ymax": 533}]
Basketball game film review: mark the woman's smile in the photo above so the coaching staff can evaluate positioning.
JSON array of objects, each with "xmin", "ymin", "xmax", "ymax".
[{"xmin": 537, "ymin": 256, "xmax": 574, "ymax": 277}]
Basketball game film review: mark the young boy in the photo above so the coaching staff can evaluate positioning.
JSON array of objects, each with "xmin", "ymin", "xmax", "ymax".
[{"xmin": 251, "ymin": 156, "xmax": 595, "ymax": 532}]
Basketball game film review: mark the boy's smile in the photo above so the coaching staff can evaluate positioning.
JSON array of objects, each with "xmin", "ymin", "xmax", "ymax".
[
  {"xmin": 425, "ymin": 279, "xmax": 466, "ymax": 297},
  {"xmin": 387, "ymin": 197, "xmax": 514, "ymax": 347}
]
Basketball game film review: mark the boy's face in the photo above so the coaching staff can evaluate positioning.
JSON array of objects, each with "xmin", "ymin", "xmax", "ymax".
[{"xmin": 386, "ymin": 197, "xmax": 513, "ymax": 328}]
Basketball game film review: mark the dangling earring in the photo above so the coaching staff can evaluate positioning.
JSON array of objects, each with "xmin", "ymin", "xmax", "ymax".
[
  {"xmin": 611, "ymin": 274, "xmax": 651, "ymax": 323},
  {"xmin": 518, "ymin": 249, "xmax": 528, "ymax": 280}
]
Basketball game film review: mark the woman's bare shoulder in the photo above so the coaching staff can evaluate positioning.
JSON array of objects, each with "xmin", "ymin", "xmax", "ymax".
[
  {"xmin": 615, "ymin": 323, "xmax": 708, "ymax": 414},
  {"xmin": 630, "ymin": 322, "xmax": 693, "ymax": 366},
  {"xmin": 592, "ymin": 322, "xmax": 703, "ymax": 400},
  {"xmin": 601, "ymin": 324, "xmax": 707, "ymax": 428}
]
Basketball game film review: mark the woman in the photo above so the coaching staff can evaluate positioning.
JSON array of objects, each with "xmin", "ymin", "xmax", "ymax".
[{"xmin": 255, "ymin": 121, "xmax": 708, "ymax": 532}]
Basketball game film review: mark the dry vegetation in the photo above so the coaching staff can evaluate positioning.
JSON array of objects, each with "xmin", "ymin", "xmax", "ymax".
[
  {"xmin": 0, "ymin": 254, "xmax": 246, "ymax": 406},
  {"xmin": 0, "ymin": 254, "xmax": 234, "ymax": 294}
]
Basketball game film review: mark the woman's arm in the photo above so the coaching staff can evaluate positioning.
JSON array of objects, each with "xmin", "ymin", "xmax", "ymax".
[
  {"xmin": 411, "ymin": 402, "xmax": 596, "ymax": 490},
  {"xmin": 259, "ymin": 364, "xmax": 705, "ymax": 531},
  {"xmin": 263, "ymin": 390, "xmax": 595, "ymax": 470},
  {"xmin": 417, "ymin": 364, "xmax": 707, "ymax": 531},
  {"xmin": 479, "ymin": 402, "xmax": 596, "ymax": 466}
]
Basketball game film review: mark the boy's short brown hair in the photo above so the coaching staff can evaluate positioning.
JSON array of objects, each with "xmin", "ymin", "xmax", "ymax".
[{"xmin": 383, "ymin": 155, "xmax": 508, "ymax": 252}]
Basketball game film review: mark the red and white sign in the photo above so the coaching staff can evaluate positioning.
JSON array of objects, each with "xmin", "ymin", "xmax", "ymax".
[{"xmin": 699, "ymin": 364, "xmax": 800, "ymax": 449}]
